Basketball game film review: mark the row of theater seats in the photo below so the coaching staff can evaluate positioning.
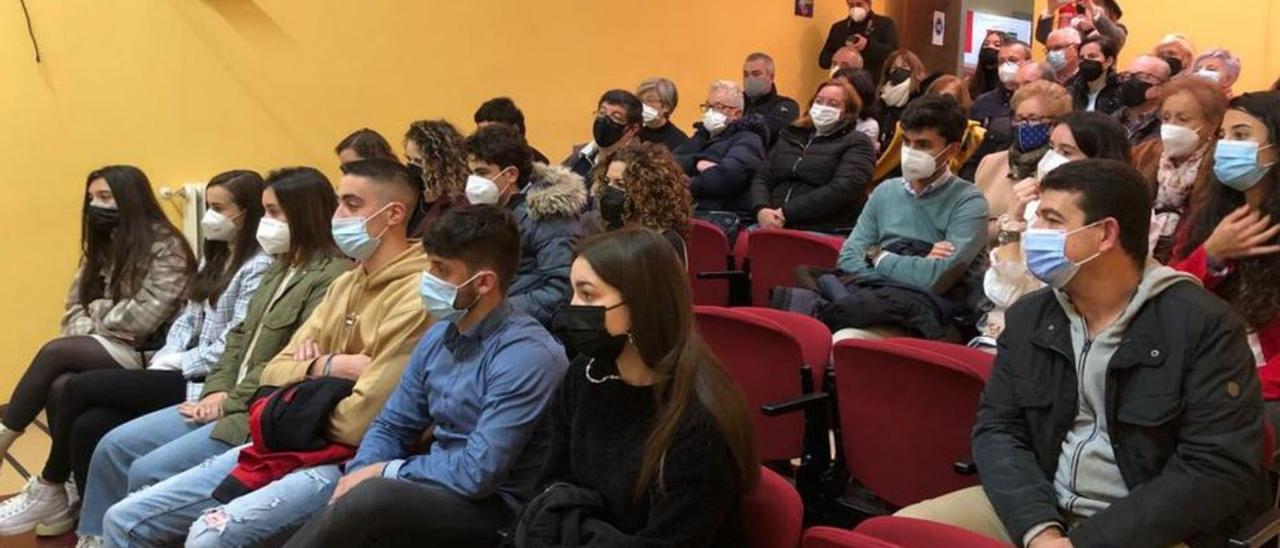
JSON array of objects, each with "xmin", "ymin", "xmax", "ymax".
[
  {"xmin": 688, "ymin": 219, "xmax": 845, "ymax": 308},
  {"xmin": 687, "ymin": 226, "xmax": 1280, "ymax": 546}
]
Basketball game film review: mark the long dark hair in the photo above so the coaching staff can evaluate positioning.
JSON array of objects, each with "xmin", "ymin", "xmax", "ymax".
[
  {"xmin": 1181, "ymin": 91, "xmax": 1280, "ymax": 327},
  {"xmin": 266, "ymin": 167, "xmax": 341, "ymax": 266},
  {"xmin": 79, "ymin": 166, "xmax": 194, "ymax": 304},
  {"xmin": 576, "ymin": 229, "xmax": 759, "ymax": 499},
  {"xmin": 189, "ymin": 171, "xmax": 265, "ymax": 306},
  {"xmin": 1058, "ymin": 111, "xmax": 1133, "ymax": 163}
]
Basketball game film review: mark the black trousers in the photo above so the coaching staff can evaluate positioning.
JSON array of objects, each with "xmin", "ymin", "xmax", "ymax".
[
  {"xmin": 283, "ymin": 478, "xmax": 515, "ymax": 548},
  {"xmin": 42, "ymin": 369, "xmax": 185, "ymax": 490},
  {"xmin": 3, "ymin": 336, "xmax": 125, "ymax": 433}
]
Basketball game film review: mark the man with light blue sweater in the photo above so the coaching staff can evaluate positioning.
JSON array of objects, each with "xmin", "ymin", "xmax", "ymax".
[{"xmin": 836, "ymin": 95, "xmax": 989, "ymax": 340}]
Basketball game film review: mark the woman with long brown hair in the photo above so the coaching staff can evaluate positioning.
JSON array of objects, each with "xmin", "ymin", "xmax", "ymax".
[{"xmin": 542, "ymin": 228, "xmax": 758, "ymax": 546}]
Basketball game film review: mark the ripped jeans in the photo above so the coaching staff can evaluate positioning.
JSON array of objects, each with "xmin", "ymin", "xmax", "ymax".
[{"xmin": 101, "ymin": 444, "xmax": 342, "ymax": 548}]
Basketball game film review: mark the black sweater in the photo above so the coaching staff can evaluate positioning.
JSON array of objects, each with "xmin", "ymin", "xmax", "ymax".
[
  {"xmin": 536, "ymin": 356, "xmax": 746, "ymax": 548},
  {"xmin": 639, "ymin": 122, "xmax": 690, "ymax": 151}
]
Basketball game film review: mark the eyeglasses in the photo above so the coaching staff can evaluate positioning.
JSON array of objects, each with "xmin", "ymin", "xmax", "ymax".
[{"xmin": 699, "ymin": 102, "xmax": 738, "ymax": 115}]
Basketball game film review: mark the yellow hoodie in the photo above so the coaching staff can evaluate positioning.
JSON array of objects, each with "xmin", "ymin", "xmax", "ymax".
[{"xmin": 260, "ymin": 244, "xmax": 432, "ymax": 446}]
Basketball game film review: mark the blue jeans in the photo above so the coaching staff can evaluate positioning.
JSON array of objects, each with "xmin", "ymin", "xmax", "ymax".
[
  {"xmin": 103, "ymin": 445, "xmax": 342, "ymax": 548},
  {"xmin": 77, "ymin": 405, "xmax": 232, "ymax": 537}
]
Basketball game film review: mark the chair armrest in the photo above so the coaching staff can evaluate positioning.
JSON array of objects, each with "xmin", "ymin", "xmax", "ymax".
[
  {"xmin": 1229, "ymin": 507, "xmax": 1280, "ymax": 548},
  {"xmin": 761, "ymin": 392, "xmax": 829, "ymax": 417},
  {"xmin": 953, "ymin": 461, "xmax": 978, "ymax": 476},
  {"xmin": 696, "ymin": 270, "xmax": 748, "ymax": 281}
]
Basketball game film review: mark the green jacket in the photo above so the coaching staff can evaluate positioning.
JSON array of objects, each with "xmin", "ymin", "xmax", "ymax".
[{"xmin": 201, "ymin": 254, "xmax": 350, "ymax": 445}]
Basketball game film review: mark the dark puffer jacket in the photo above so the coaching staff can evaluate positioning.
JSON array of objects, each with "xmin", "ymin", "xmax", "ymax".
[
  {"xmin": 507, "ymin": 163, "xmax": 587, "ymax": 325},
  {"xmin": 750, "ymin": 120, "xmax": 876, "ymax": 233},
  {"xmin": 674, "ymin": 114, "xmax": 770, "ymax": 217}
]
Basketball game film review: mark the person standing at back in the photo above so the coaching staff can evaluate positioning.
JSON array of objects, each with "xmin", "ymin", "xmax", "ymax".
[
  {"xmin": 742, "ymin": 52, "xmax": 800, "ymax": 147},
  {"xmin": 819, "ymin": 0, "xmax": 899, "ymax": 87}
]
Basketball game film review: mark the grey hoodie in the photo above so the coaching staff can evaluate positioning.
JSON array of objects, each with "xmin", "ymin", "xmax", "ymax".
[{"xmin": 1050, "ymin": 261, "xmax": 1199, "ymax": 520}]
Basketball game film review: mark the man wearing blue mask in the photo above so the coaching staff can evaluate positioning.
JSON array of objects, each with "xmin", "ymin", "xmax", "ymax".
[
  {"xmin": 100, "ymin": 159, "xmax": 434, "ymax": 547},
  {"xmin": 284, "ymin": 205, "xmax": 568, "ymax": 548},
  {"xmin": 897, "ymin": 159, "xmax": 1269, "ymax": 548},
  {"xmin": 467, "ymin": 125, "xmax": 586, "ymax": 326},
  {"xmin": 1045, "ymin": 28, "xmax": 1082, "ymax": 87}
]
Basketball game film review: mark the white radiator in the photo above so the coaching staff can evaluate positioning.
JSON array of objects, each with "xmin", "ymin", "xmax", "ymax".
[{"xmin": 160, "ymin": 183, "xmax": 207, "ymax": 260}]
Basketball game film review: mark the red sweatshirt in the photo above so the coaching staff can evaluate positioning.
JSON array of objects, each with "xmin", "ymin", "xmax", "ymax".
[{"xmin": 1172, "ymin": 245, "xmax": 1280, "ymax": 400}]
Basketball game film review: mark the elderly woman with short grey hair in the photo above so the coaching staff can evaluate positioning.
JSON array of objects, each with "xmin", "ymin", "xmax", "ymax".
[
  {"xmin": 636, "ymin": 77, "xmax": 689, "ymax": 151},
  {"xmin": 1193, "ymin": 48, "xmax": 1243, "ymax": 98}
]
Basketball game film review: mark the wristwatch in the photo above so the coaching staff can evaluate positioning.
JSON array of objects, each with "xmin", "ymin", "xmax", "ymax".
[
  {"xmin": 995, "ymin": 214, "xmax": 1026, "ymax": 247},
  {"xmin": 864, "ymin": 244, "xmax": 883, "ymax": 268}
]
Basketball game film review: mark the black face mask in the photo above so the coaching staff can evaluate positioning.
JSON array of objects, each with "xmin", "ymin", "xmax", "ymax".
[
  {"xmin": 406, "ymin": 162, "xmax": 425, "ymax": 189},
  {"xmin": 1079, "ymin": 59, "xmax": 1105, "ymax": 82},
  {"xmin": 88, "ymin": 205, "xmax": 120, "ymax": 231},
  {"xmin": 1119, "ymin": 78, "xmax": 1153, "ymax": 108},
  {"xmin": 887, "ymin": 68, "xmax": 912, "ymax": 86},
  {"xmin": 599, "ymin": 186, "xmax": 627, "ymax": 230},
  {"xmin": 979, "ymin": 48, "xmax": 999, "ymax": 69},
  {"xmin": 1160, "ymin": 56, "xmax": 1184, "ymax": 75},
  {"xmin": 551, "ymin": 303, "xmax": 630, "ymax": 371},
  {"xmin": 593, "ymin": 116, "xmax": 628, "ymax": 148}
]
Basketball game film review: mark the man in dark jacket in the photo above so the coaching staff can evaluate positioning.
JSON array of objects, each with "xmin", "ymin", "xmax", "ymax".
[
  {"xmin": 674, "ymin": 80, "xmax": 769, "ymax": 220},
  {"xmin": 467, "ymin": 126, "xmax": 586, "ymax": 326},
  {"xmin": 563, "ymin": 90, "xmax": 643, "ymax": 185},
  {"xmin": 1072, "ymin": 35, "xmax": 1123, "ymax": 115},
  {"xmin": 971, "ymin": 41, "xmax": 1032, "ymax": 127},
  {"xmin": 818, "ymin": 0, "xmax": 899, "ymax": 85},
  {"xmin": 742, "ymin": 52, "xmax": 800, "ymax": 146},
  {"xmin": 897, "ymin": 160, "xmax": 1270, "ymax": 548}
]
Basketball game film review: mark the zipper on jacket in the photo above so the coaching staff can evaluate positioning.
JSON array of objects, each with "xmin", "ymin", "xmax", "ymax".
[
  {"xmin": 783, "ymin": 134, "xmax": 817, "ymax": 206},
  {"xmin": 1065, "ymin": 337, "xmax": 1096, "ymax": 514}
]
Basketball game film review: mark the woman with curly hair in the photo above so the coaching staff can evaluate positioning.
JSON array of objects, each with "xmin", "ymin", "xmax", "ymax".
[
  {"xmin": 1173, "ymin": 91, "xmax": 1280, "ymax": 435},
  {"xmin": 591, "ymin": 142, "xmax": 693, "ymax": 260},
  {"xmin": 404, "ymin": 119, "xmax": 470, "ymax": 236}
]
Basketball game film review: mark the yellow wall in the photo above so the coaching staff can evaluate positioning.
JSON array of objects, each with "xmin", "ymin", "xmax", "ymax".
[
  {"xmin": 0, "ymin": 1, "xmax": 886, "ymax": 396},
  {"xmin": 1031, "ymin": 0, "xmax": 1280, "ymax": 92}
]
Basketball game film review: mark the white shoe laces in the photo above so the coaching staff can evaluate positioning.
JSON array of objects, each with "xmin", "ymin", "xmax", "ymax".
[{"xmin": 0, "ymin": 477, "xmax": 40, "ymax": 518}]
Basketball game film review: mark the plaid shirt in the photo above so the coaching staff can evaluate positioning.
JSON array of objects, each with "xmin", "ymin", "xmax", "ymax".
[{"xmin": 154, "ymin": 251, "xmax": 273, "ymax": 402}]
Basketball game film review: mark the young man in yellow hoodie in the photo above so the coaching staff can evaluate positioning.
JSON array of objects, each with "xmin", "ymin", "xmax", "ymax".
[{"xmin": 98, "ymin": 159, "xmax": 433, "ymax": 548}]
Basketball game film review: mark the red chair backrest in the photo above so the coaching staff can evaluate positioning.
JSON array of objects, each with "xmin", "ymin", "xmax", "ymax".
[
  {"xmin": 735, "ymin": 307, "xmax": 832, "ymax": 389},
  {"xmin": 854, "ymin": 516, "xmax": 1009, "ymax": 548},
  {"xmin": 743, "ymin": 467, "xmax": 804, "ymax": 548},
  {"xmin": 832, "ymin": 338, "xmax": 992, "ymax": 507},
  {"xmin": 689, "ymin": 219, "xmax": 732, "ymax": 306},
  {"xmin": 746, "ymin": 228, "xmax": 844, "ymax": 307},
  {"xmin": 802, "ymin": 526, "xmax": 900, "ymax": 548},
  {"xmin": 695, "ymin": 306, "xmax": 806, "ymax": 461}
]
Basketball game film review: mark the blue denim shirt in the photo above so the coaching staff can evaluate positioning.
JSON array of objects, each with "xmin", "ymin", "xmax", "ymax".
[{"xmin": 349, "ymin": 301, "xmax": 568, "ymax": 507}]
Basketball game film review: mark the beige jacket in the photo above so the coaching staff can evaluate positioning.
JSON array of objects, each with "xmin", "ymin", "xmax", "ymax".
[{"xmin": 260, "ymin": 244, "xmax": 432, "ymax": 446}]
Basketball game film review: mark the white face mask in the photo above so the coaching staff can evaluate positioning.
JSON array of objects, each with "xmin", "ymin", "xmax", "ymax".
[
  {"xmin": 642, "ymin": 104, "xmax": 660, "ymax": 125},
  {"xmin": 901, "ymin": 145, "xmax": 945, "ymax": 182},
  {"xmin": 465, "ymin": 171, "xmax": 511, "ymax": 206},
  {"xmin": 850, "ymin": 6, "xmax": 869, "ymax": 22},
  {"xmin": 1161, "ymin": 123, "xmax": 1202, "ymax": 158},
  {"xmin": 1195, "ymin": 69, "xmax": 1221, "ymax": 84},
  {"xmin": 255, "ymin": 217, "xmax": 291, "ymax": 255},
  {"xmin": 1037, "ymin": 149, "xmax": 1072, "ymax": 181},
  {"xmin": 809, "ymin": 104, "xmax": 843, "ymax": 132},
  {"xmin": 998, "ymin": 62, "xmax": 1020, "ymax": 85},
  {"xmin": 880, "ymin": 79, "xmax": 912, "ymax": 108},
  {"xmin": 201, "ymin": 209, "xmax": 239, "ymax": 242},
  {"xmin": 702, "ymin": 109, "xmax": 729, "ymax": 134}
]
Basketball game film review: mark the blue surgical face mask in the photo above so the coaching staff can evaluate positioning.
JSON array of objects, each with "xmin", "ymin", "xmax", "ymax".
[
  {"xmin": 332, "ymin": 204, "xmax": 392, "ymax": 261},
  {"xmin": 1016, "ymin": 121, "xmax": 1053, "ymax": 152},
  {"xmin": 1046, "ymin": 49, "xmax": 1069, "ymax": 72},
  {"xmin": 1214, "ymin": 139, "xmax": 1275, "ymax": 192},
  {"xmin": 419, "ymin": 270, "xmax": 482, "ymax": 322},
  {"xmin": 1023, "ymin": 221, "xmax": 1103, "ymax": 289}
]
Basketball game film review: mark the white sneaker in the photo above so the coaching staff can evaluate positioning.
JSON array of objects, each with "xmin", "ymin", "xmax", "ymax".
[
  {"xmin": 75, "ymin": 535, "xmax": 103, "ymax": 548},
  {"xmin": 65, "ymin": 478, "xmax": 80, "ymax": 508},
  {"xmin": 0, "ymin": 477, "xmax": 71, "ymax": 536},
  {"xmin": 33, "ymin": 477, "xmax": 81, "ymax": 536}
]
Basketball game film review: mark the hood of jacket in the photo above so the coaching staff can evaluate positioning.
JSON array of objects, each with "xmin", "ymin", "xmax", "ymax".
[
  {"xmin": 358, "ymin": 244, "xmax": 430, "ymax": 292},
  {"xmin": 526, "ymin": 163, "xmax": 588, "ymax": 220}
]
